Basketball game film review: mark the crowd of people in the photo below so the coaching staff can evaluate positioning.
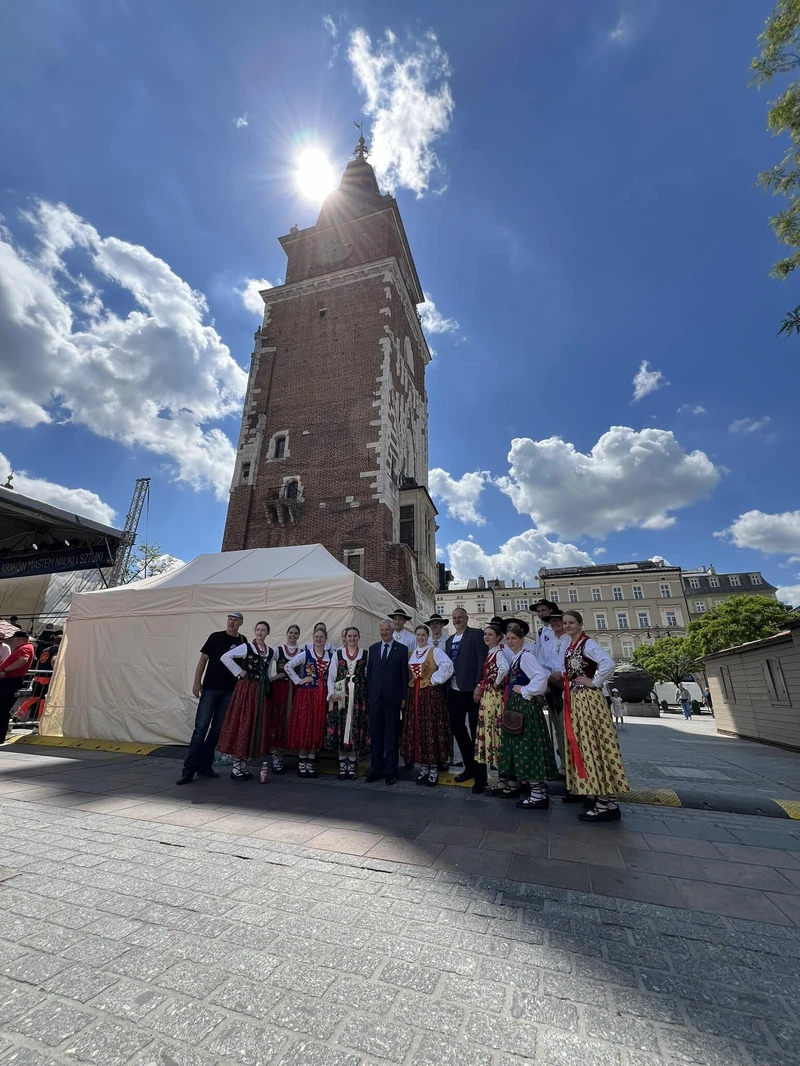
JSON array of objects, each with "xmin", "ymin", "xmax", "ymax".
[
  {"xmin": 178, "ymin": 599, "xmax": 630, "ymax": 823},
  {"xmin": 0, "ymin": 622, "xmax": 63, "ymax": 739}
]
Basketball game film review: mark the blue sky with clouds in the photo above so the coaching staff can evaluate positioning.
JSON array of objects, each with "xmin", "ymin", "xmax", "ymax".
[{"xmin": 1, "ymin": 0, "xmax": 799, "ymax": 602}]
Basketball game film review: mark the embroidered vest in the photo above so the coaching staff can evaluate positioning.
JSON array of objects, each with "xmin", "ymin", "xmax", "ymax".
[
  {"xmin": 564, "ymin": 637, "xmax": 598, "ymax": 682},
  {"xmin": 409, "ymin": 648, "xmax": 437, "ymax": 689}
]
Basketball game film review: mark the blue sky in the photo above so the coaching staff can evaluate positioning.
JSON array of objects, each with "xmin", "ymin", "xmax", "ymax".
[{"xmin": 1, "ymin": 0, "xmax": 799, "ymax": 602}]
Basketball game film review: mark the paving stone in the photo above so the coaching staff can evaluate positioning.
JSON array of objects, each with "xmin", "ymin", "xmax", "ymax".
[
  {"xmin": 10, "ymin": 1001, "xmax": 94, "ymax": 1045},
  {"xmin": 269, "ymin": 996, "xmax": 345, "ymax": 1040},
  {"xmin": 537, "ymin": 1030, "xmax": 623, "ymax": 1066},
  {"xmin": 582, "ymin": 1005, "xmax": 659, "ymax": 1050},
  {"xmin": 0, "ymin": 978, "xmax": 46, "ymax": 1023},
  {"xmin": 267, "ymin": 961, "xmax": 337, "ymax": 996},
  {"xmin": 131, "ymin": 1041, "xmax": 221, "ymax": 1066},
  {"xmin": 61, "ymin": 936, "xmax": 130, "ymax": 967},
  {"xmin": 155, "ymin": 961, "xmax": 228, "ymax": 998},
  {"xmin": 543, "ymin": 972, "xmax": 609, "ymax": 1007},
  {"xmin": 91, "ymin": 976, "xmax": 168, "ymax": 1021},
  {"xmin": 416, "ymin": 945, "xmax": 477, "ymax": 975},
  {"xmin": 479, "ymin": 956, "xmax": 540, "ymax": 991},
  {"xmin": 205, "ymin": 1021, "xmax": 287, "ymax": 1065},
  {"xmin": 149, "ymin": 1000, "xmax": 226, "ymax": 1044},
  {"xmin": 658, "ymin": 1028, "xmax": 751, "ymax": 1065},
  {"xmin": 463, "ymin": 1012, "xmax": 538, "ymax": 1056},
  {"xmin": 511, "ymin": 988, "xmax": 578, "ymax": 1030},
  {"xmin": 506, "ymin": 940, "xmax": 572, "ymax": 972},
  {"xmin": 393, "ymin": 988, "xmax": 464, "ymax": 1034},
  {"xmin": 275, "ymin": 1041, "xmax": 361, "ymax": 1066},
  {"xmin": 2, "ymin": 1047, "xmax": 66, "ymax": 1066},
  {"xmin": 105, "ymin": 948, "xmax": 177, "ymax": 982},
  {"xmin": 441, "ymin": 973, "xmax": 505, "ymax": 1012},
  {"xmin": 208, "ymin": 975, "xmax": 282, "ymax": 1018},
  {"xmin": 339, "ymin": 1013, "xmax": 415, "ymax": 1062},
  {"xmin": 379, "ymin": 959, "xmax": 440, "ymax": 993},
  {"xmin": 61, "ymin": 1018, "xmax": 153, "ymax": 1065},
  {"xmin": 326, "ymin": 973, "xmax": 398, "ymax": 1014},
  {"xmin": 411, "ymin": 1034, "xmax": 493, "ymax": 1066},
  {"xmin": 687, "ymin": 1002, "xmax": 769, "ymax": 1044},
  {"xmin": 0, "ymin": 950, "xmax": 70, "ymax": 984},
  {"xmin": 612, "ymin": 987, "xmax": 685, "ymax": 1023}
]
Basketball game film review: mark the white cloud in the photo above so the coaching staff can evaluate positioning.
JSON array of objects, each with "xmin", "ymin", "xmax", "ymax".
[
  {"xmin": 429, "ymin": 468, "xmax": 488, "ymax": 525},
  {"xmin": 677, "ymin": 404, "xmax": 706, "ymax": 416},
  {"xmin": 322, "ymin": 14, "xmax": 337, "ymax": 38},
  {"xmin": 777, "ymin": 582, "xmax": 800, "ymax": 608},
  {"xmin": 0, "ymin": 201, "xmax": 246, "ymax": 500},
  {"xmin": 238, "ymin": 277, "xmax": 273, "ymax": 315},
  {"xmin": 729, "ymin": 416, "xmax": 771, "ymax": 435},
  {"xmin": 446, "ymin": 529, "xmax": 593, "ymax": 584},
  {"xmin": 608, "ymin": 0, "xmax": 657, "ymax": 46},
  {"xmin": 717, "ymin": 510, "xmax": 800, "ymax": 555},
  {"xmin": 0, "ymin": 451, "xmax": 115, "ymax": 525},
  {"xmin": 632, "ymin": 360, "xmax": 669, "ymax": 402},
  {"xmin": 418, "ymin": 291, "xmax": 458, "ymax": 335},
  {"xmin": 650, "ymin": 555, "xmax": 671, "ymax": 566},
  {"xmin": 593, "ymin": 547, "xmax": 607, "ymax": 556},
  {"xmin": 233, "ymin": 116, "xmax": 248, "ymax": 129},
  {"xmin": 347, "ymin": 28, "xmax": 454, "ymax": 197},
  {"xmin": 496, "ymin": 427, "xmax": 720, "ymax": 539}
]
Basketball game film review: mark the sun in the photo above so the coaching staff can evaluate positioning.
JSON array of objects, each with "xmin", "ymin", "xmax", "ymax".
[{"xmin": 295, "ymin": 148, "xmax": 337, "ymax": 202}]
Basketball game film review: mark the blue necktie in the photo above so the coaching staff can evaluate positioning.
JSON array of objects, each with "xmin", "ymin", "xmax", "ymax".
[{"xmin": 382, "ymin": 643, "xmax": 389, "ymax": 662}]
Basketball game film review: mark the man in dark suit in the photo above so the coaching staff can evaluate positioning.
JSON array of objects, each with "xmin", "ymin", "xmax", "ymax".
[
  {"xmin": 445, "ymin": 608, "xmax": 488, "ymax": 785},
  {"xmin": 366, "ymin": 618, "xmax": 409, "ymax": 785}
]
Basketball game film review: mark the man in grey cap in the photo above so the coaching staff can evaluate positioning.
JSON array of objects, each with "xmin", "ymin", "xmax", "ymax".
[{"xmin": 177, "ymin": 612, "xmax": 244, "ymax": 785}]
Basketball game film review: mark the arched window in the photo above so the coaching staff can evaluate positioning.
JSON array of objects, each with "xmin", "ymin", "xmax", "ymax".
[{"xmin": 274, "ymin": 435, "xmax": 286, "ymax": 459}]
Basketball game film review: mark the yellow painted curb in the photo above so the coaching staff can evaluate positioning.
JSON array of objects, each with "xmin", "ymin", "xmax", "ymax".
[
  {"xmin": 620, "ymin": 788, "xmax": 682, "ymax": 808},
  {"xmin": 775, "ymin": 799, "xmax": 800, "ymax": 820},
  {"xmin": 5, "ymin": 735, "xmax": 160, "ymax": 756}
]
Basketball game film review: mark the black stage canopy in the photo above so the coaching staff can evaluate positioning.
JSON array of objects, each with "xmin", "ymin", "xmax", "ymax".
[{"xmin": 0, "ymin": 487, "xmax": 124, "ymax": 580}]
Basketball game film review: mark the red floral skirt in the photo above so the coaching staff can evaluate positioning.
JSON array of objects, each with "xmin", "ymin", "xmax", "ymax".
[
  {"xmin": 401, "ymin": 684, "xmax": 452, "ymax": 766},
  {"xmin": 286, "ymin": 683, "xmax": 328, "ymax": 751},
  {"xmin": 217, "ymin": 678, "xmax": 280, "ymax": 760}
]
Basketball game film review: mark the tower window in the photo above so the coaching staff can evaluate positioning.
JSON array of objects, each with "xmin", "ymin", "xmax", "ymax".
[
  {"xmin": 274, "ymin": 436, "xmax": 286, "ymax": 459},
  {"xmin": 399, "ymin": 505, "xmax": 415, "ymax": 549},
  {"xmin": 319, "ymin": 308, "xmax": 327, "ymax": 319},
  {"xmin": 240, "ymin": 462, "xmax": 251, "ymax": 483},
  {"xmin": 284, "ymin": 479, "xmax": 299, "ymax": 500},
  {"xmin": 343, "ymin": 549, "xmax": 364, "ymax": 577}
]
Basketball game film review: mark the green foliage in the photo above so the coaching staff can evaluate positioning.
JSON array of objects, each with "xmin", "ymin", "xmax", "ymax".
[
  {"xmin": 751, "ymin": 0, "xmax": 800, "ymax": 326},
  {"xmin": 122, "ymin": 542, "xmax": 182, "ymax": 584},
  {"xmin": 632, "ymin": 637, "xmax": 704, "ymax": 687},
  {"xmin": 687, "ymin": 595, "xmax": 792, "ymax": 655}
]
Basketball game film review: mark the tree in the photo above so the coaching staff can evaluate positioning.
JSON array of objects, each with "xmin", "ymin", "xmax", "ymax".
[
  {"xmin": 632, "ymin": 637, "xmax": 704, "ymax": 688},
  {"xmin": 121, "ymin": 543, "xmax": 183, "ymax": 584},
  {"xmin": 751, "ymin": 0, "xmax": 800, "ymax": 334},
  {"xmin": 687, "ymin": 595, "xmax": 792, "ymax": 655}
]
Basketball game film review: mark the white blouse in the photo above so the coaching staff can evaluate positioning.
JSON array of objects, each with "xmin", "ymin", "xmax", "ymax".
[
  {"xmin": 408, "ymin": 644, "xmax": 454, "ymax": 685},
  {"xmin": 220, "ymin": 641, "xmax": 276, "ymax": 681},
  {"xmin": 498, "ymin": 641, "xmax": 515, "ymax": 666},
  {"xmin": 510, "ymin": 649, "xmax": 550, "ymax": 701},
  {"xmin": 485, "ymin": 645, "xmax": 510, "ymax": 686},
  {"xmin": 581, "ymin": 637, "xmax": 616, "ymax": 688},
  {"xmin": 285, "ymin": 644, "xmax": 336, "ymax": 698}
]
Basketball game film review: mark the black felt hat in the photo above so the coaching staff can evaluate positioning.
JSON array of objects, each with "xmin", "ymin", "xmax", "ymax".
[{"xmin": 503, "ymin": 617, "xmax": 531, "ymax": 637}]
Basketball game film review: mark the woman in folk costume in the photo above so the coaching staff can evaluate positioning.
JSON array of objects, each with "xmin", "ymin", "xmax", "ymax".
[
  {"xmin": 489, "ymin": 616, "xmax": 515, "ymax": 666},
  {"xmin": 402, "ymin": 624, "xmax": 454, "ymax": 787},
  {"xmin": 327, "ymin": 626, "xmax": 369, "ymax": 780},
  {"xmin": 270, "ymin": 624, "xmax": 301, "ymax": 774},
  {"xmin": 473, "ymin": 622, "xmax": 510, "ymax": 795},
  {"xmin": 218, "ymin": 621, "xmax": 277, "ymax": 782},
  {"xmin": 560, "ymin": 610, "xmax": 628, "ymax": 822},
  {"xmin": 285, "ymin": 623, "xmax": 336, "ymax": 778},
  {"xmin": 497, "ymin": 622, "xmax": 556, "ymax": 810}
]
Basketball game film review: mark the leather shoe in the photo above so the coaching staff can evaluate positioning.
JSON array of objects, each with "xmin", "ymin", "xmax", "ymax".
[
  {"xmin": 176, "ymin": 772, "xmax": 194, "ymax": 785},
  {"xmin": 196, "ymin": 768, "xmax": 219, "ymax": 778},
  {"xmin": 453, "ymin": 770, "xmax": 473, "ymax": 783},
  {"xmin": 365, "ymin": 770, "xmax": 383, "ymax": 783},
  {"xmin": 385, "ymin": 776, "xmax": 397, "ymax": 786},
  {"xmin": 471, "ymin": 783, "xmax": 485, "ymax": 795}
]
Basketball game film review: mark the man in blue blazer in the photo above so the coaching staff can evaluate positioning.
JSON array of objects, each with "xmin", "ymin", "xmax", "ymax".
[
  {"xmin": 445, "ymin": 608, "xmax": 488, "ymax": 786},
  {"xmin": 366, "ymin": 618, "xmax": 409, "ymax": 785}
]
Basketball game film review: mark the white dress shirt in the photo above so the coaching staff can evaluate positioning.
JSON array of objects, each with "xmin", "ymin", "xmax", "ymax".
[
  {"xmin": 536, "ymin": 631, "xmax": 571, "ymax": 673},
  {"xmin": 393, "ymin": 629, "xmax": 416, "ymax": 653}
]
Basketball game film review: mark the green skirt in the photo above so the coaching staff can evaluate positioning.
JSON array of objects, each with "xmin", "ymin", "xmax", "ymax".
[{"xmin": 498, "ymin": 693, "xmax": 558, "ymax": 783}]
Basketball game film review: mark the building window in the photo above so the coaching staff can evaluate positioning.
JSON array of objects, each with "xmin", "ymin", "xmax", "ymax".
[
  {"xmin": 613, "ymin": 586, "xmax": 623, "ymax": 601},
  {"xmin": 551, "ymin": 590, "xmax": 559, "ymax": 602},
  {"xmin": 274, "ymin": 436, "xmax": 286, "ymax": 459},
  {"xmin": 688, "ymin": 577, "xmax": 701, "ymax": 589},
  {"xmin": 568, "ymin": 589, "xmax": 578, "ymax": 603},
  {"xmin": 399, "ymin": 505, "xmax": 415, "ymax": 550},
  {"xmin": 617, "ymin": 612, "xmax": 629, "ymax": 629},
  {"xmin": 660, "ymin": 583, "xmax": 671, "ymax": 598},
  {"xmin": 638, "ymin": 612, "xmax": 650, "ymax": 629},
  {"xmin": 318, "ymin": 308, "xmax": 327, "ymax": 318},
  {"xmin": 750, "ymin": 574, "xmax": 762, "ymax": 586},
  {"xmin": 633, "ymin": 585, "xmax": 643, "ymax": 600},
  {"xmin": 284, "ymin": 479, "xmax": 300, "ymax": 500},
  {"xmin": 595, "ymin": 613, "xmax": 608, "ymax": 630},
  {"xmin": 343, "ymin": 549, "xmax": 364, "ymax": 577},
  {"xmin": 719, "ymin": 665, "xmax": 735, "ymax": 702},
  {"xmin": 729, "ymin": 575, "xmax": 741, "ymax": 587},
  {"xmin": 695, "ymin": 601, "xmax": 706, "ymax": 614},
  {"xmin": 763, "ymin": 658, "xmax": 790, "ymax": 703},
  {"xmin": 621, "ymin": 640, "xmax": 634, "ymax": 660},
  {"xmin": 240, "ymin": 461, "xmax": 251, "ymax": 483},
  {"xmin": 709, "ymin": 576, "xmax": 720, "ymax": 588},
  {"xmin": 665, "ymin": 611, "xmax": 677, "ymax": 627},
  {"xmin": 501, "ymin": 602, "xmax": 510, "ymax": 612},
  {"xmin": 592, "ymin": 587, "xmax": 601, "ymax": 601}
]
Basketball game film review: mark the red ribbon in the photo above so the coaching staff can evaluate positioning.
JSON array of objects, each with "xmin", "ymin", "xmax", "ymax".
[{"xmin": 563, "ymin": 636, "xmax": 588, "ymax": 780}]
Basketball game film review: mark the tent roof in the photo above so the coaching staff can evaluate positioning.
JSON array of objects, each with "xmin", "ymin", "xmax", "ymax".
[{"xmin": 0, "ymin": 486, "xmax": 122, "ymax": 549}]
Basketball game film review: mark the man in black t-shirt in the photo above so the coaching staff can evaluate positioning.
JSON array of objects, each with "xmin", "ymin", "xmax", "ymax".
[{"xmin": 177, "ymin": 612, "xmax": 244, "ymax": 785}]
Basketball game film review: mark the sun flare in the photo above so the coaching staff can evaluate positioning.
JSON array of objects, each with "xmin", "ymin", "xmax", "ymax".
[{"xmin": 295, "ymin": 148, "xmax": 337, "ymax": 202}]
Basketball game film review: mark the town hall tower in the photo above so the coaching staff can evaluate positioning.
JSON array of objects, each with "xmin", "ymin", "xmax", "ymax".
[{"xmin": 222, "ymin": 137, "xmax": 437, "ymax": 614}]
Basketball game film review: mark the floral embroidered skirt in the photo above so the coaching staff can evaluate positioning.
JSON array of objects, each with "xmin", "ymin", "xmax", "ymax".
[
  {"xmin": 401, "ymin": 684, "xmax": 452, "ymax": 766},
  {"xmin": 325, "ymin": 689, "xmax": 370, "ymax": 753},
  {"xmin": 564, "ymin": 686, "xmax": 629, "ymax": 796},
  {"xmin": 475, "ymin": 688, "xmax": 504, "ymax": 767},
  {"xmin": 217, "ymin": 679, "xmax": 278, "ymax": 760},
  {"xmin": 498, "ymin": 694, "xmax": 558, "ymax": 783},
  {"xmin": 286, "ymin": 684, "xmax": 328, "ymax": 751}
]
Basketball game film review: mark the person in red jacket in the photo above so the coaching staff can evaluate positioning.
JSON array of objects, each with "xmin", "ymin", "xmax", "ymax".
[{"xmin": 0, "ymin": 631, "xmax": 35, "ymax": 740}]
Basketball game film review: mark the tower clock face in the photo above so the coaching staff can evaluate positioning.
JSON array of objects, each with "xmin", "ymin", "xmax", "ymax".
[{"xmin": 317, "ymin": 236, "xmax": 353, "ymax": 266}]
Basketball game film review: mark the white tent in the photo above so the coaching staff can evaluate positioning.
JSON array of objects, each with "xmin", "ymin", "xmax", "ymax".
[{"xmin": 41, "ymin": 545, "xmax": 416, "ymax": 745}]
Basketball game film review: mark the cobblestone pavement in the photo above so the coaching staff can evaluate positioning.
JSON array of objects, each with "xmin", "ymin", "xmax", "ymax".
[{"xmin": 2, "ymin": 746, "xmax": 800, "ymax": 1064}]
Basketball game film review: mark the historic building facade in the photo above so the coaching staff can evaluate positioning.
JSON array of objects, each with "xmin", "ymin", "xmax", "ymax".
[{"xmin": 222, "ymin": 137, "xmax": 437, "ymax": 615}]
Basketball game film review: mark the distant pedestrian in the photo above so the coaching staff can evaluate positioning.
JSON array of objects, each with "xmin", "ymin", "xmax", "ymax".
[
  {"xmin": 177, "ymin": 612, "xmax": 244, "ymax": 785},
  {"xmin": 703, "ymin": 686, "xmax": 714, "ymax": 714},
  {"xmin": 676, "ymin": 683, "xmax": 692, "ymax": 720},
  {"xmin": 365, "ymin": 618, "xmax": 408, "ymax": 785},
  {"xmin": 610, "ymin": 689, "xmax": 625, "ymax": 729},
  {"xmin": 0, "ymin": 632, "xmax": 35, "ymax": 741},
  {"xmin": 218, "ymin": 620, "xmax": 277, "ymax": 782}
]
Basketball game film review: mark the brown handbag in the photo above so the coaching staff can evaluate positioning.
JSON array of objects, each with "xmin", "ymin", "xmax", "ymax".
[{"xmin": 502, "ymin": 705, "xmax": 524, "ymax": 735}]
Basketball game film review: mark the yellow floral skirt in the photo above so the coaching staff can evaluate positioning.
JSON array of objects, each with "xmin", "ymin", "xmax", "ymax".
[
  {"xmin": 564, "ymin": 686, "xmax": 629, "ymax": 797},
  {"xmin": 475, "ymin": 688, "xmax": 503, "ymax": 767}
]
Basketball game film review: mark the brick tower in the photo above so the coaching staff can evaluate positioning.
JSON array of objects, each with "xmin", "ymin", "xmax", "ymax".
[{"xmin": 222, "ymin": 134, "xmax": 437, "ymax": 615}]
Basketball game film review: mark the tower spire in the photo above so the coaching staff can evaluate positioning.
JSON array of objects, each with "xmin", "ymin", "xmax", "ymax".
[{"xmin": 353, "ymin": 121, "xmax": 368, "ymax": 160}]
